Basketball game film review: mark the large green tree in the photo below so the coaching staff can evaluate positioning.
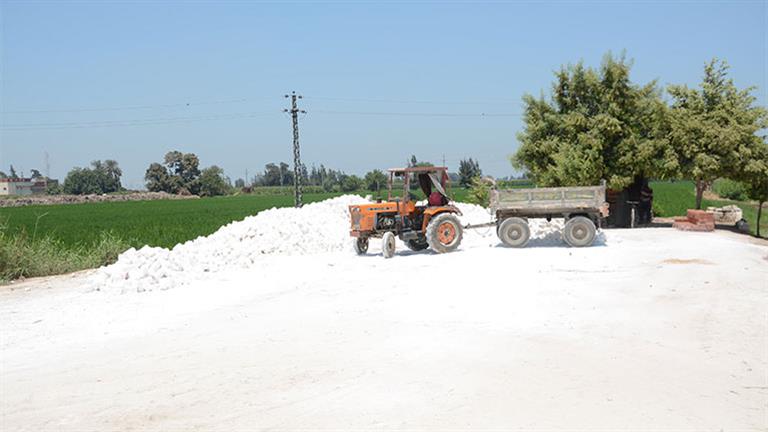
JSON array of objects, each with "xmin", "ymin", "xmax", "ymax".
[
  {"xmin": 513, "ymin": 53, "xmax": 674, "ymax": 190},
  {"xmin": 668, "ymin": 59, "xmax": 768, "ymax": 209}
]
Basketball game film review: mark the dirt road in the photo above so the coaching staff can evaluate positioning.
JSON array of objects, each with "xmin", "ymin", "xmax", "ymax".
[{"xmin": 1, "ymin": 228, "xmax": 766, "ymax": 430}]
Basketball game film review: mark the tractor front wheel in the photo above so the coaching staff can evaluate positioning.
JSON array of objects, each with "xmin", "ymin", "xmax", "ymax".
[
  {"xmin": 426, "ymin": 213, "xmax": 463, "ymax": 253},
  {"xmin": 382, "ymin": 232, "xmax": 396, "ymax": 258},
  {"xmin": 353, "ymin": 237, "xmax": 369, "ymax": 255}
]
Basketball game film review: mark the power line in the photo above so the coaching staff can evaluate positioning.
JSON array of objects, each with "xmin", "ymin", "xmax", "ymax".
[
  {"xmin": 1, "ymin": 111, "xmax": 281, "ymax": 130},
  {"xmin": 311, "ymin": 109, "xmax": 522, "ymax": 117},
  {"xmin": 1, "ymin": 103, "xmax": 523, "ymax": 131},
  {"xmin": 2, "ymin": 94, "xmax": 522, "ymax": 115},
  {"xmin": 1, "ymin": 96, "xmax": 278, "ymax": 115},
  {"xmin": 304, "ymin": 95, "xmax": 520, "ymax": 105}
]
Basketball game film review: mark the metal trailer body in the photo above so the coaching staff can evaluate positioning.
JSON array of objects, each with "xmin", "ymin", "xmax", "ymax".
[{"xmin": 471, "ymin": 184, "xmax": 609, "ymax": 248}]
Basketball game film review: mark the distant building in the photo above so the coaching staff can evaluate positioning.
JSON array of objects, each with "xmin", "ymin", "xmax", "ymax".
[{"xmin": 0, "ymin": 178, "xmax": 49, "ymax": 196}]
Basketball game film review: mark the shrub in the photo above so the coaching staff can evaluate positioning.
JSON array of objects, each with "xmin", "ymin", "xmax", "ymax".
[
  {"xmin": 467, "ymin": 177, "xmax": 491, "ymax": 207},
  {"xmin": 713, "ymin": 178, "xmax": 747, "ymax": 201}
]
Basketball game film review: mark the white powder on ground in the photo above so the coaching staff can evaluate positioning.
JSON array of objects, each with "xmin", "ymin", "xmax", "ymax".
[{"xmin": 90, "ymin": 196, "xmax": 604, "ymax": 293}]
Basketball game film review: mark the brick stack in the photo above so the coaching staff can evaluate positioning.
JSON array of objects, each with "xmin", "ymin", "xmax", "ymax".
[{"xmin": 672, "ymin": 209, "xmax": 715, "ymax": 232}]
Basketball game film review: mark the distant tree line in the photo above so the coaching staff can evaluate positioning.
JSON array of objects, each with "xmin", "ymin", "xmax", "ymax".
[
  {"xmin": 0, "ymin": 165, "xmax": 46, "ymax": 180},
  {"xmin": 235, "ymin": 163, "xmax": 391, "ymax": 193}
]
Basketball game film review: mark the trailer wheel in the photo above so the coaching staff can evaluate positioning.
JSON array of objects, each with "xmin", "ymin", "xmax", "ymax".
[
  {"xmin": 382, "ymin": 232, "xmax": 396, "ymax": 258},
  {"xmin": 353, "ymin": 237, "xmax": 369, "ymax": 255},
  {"xmin": 405, "ymin": 238, "xmax": 429, "ymax": 251},
  {"xmin": 498, "ymin": 217, "xmax": 530, "ymax": 248},
  {"xmin": 563, "ymin": 216, "xmax": 596, "ymax": 247},
  {"xmin": 426, "ymin": 213, "xmax": 463, "ymax": 253}
]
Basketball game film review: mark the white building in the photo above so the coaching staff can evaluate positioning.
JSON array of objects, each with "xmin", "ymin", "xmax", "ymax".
[{"xmin": 0, "ymin": 178, "xmax": 47, "ymax": 196}]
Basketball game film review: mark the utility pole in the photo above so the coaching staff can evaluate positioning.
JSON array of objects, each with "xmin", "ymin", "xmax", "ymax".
[{"xmin": 284, "ymin": 91, "xmax": 305, "ymax": 207}]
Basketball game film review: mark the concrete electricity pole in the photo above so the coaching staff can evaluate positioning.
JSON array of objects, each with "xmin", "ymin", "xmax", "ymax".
[{"xmin": 284, "ymin": 91, "xmax": 305, "ymax": 207}]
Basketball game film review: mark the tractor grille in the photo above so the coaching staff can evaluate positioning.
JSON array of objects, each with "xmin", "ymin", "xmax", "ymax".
[{"xmin": 351, "ymin": 209, "xmax": 362, "ymax": 229}]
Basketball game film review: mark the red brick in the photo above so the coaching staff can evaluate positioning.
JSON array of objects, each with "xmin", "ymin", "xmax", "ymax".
[
  {"xmin": 686, "ymin": 209, "xmax": 715, "ymax": 224},
  {"xmin": 673, "ymin": 221, "xmax": 715, "ymax": 232}
]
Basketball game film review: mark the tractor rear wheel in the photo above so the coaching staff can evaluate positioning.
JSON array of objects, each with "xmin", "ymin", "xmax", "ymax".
[
  {"xmin": 563, "ymin": 216, "xmax": 596, "ymax": 247},
  {"xmin": 382, "ymin": 232, "xmax": 396, "ymax": 258},
  {"xmin": 498, "ymin": 217, "xmax": 530, "ymax": 248},
  {"xmin": 405, "ymin": 237, "xmax": 429, "ymax": 251},
  {"xmin": 353, "ymin": 237, "xmax": 369, "ymax": 255},
  {"xmin": 426, "ymin": 213, "xmax": 463, "ymax": 253}
]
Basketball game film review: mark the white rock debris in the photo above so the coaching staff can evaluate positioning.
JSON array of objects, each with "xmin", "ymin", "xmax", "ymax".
[{"xmin": 90, "ymin": 195, "xmax": 590, "ymax": 292}]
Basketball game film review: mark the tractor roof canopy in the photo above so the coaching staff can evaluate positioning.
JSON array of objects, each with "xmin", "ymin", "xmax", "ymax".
[
  {"xmin": 387, "ymin": 166, "xmax": 450, "ymax": 202},
  {"xmin": 388, "ymin": 166, "xmax": 449, "ymax": 175}
]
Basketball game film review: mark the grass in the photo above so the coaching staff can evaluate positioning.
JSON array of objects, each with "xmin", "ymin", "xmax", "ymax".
[
  {"xmin": 0, "ymin": 227, "xmax": 130, "ymax": 282},
  {"xmin": 651, "ymin": 180, "xmax": 766, "ymax": 238}
]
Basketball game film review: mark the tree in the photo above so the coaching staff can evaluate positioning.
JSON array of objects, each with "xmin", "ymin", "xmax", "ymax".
[
  {"xmin": 198, "ymin": 166, "xmax": 231, "ymax": 197},
  {"xmin": 340, "ymin": 174, "xmax": 363, "ymax": 192},
  {"xmin": 513, "ymin": 52, "xmax": 673, "ymax": 190},
  {"xmin": 146, "ymin": 151, "xmax": 201, "ymax": 193},
  {"xmin": 458, "ymin": 158, "xmax": 482, "ymax": 187},
  {"xmin": 145, "ymin": 162, "xmax": 172, "ymax": 192},
  {"xmin": 63, "ymin": 160, "xmax": 122, "ymax": 195},
  {"xmin": 234, "ymin": 178, "xmax": 246, "ymax": 188},
  {"xmin": 9, "ymin": 165, "xmax": 17, "ymax": 178},
  {"xmin": 0, "ymin": 171, "xmax": 6, "ymax": 179},
  {"xmin": 30, "ymin": 169, "xmax": 43, "ymax": 179},
  {"xmin": 364, "ymin": 169, "xmax": 387, "ymax": 192},
  {"xmin": 46, "ymin": 182, "xmax": 63, "ymax": 195},
  {"xmin": 91, "ymin": 159, "xmax": 121, "ymax": 192},
  {"xmin": 278, "ymin": 162, "xmax": 293, "ymax": 186},
  {"xmin": 103, "ymin": 160, "xmax": 122, "ymax": 190},
  {"xmin": 262, "ymin": 163, "xmax": 281, "ymax": 186},
  {"xmin": 741, "ymin": 143, "xmax": 768, "ymax": 237},
  {"xmin": 668, "ymin": 59, "xmax": 768, "ymax": 209},
  {"xmin": 63, "ymin": 168, "xmax": 106, "ymax": 195}
]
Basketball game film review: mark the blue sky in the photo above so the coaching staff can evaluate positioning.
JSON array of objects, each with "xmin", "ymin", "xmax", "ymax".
[{"xmin": 1, "ymin": 1, "xmax": 765, "ymax": 188}]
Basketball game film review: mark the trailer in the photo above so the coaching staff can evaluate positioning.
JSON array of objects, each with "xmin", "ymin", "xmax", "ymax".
[{"xmin": 466, "ymin": 183, "xmax": 609, "ymax": 248}]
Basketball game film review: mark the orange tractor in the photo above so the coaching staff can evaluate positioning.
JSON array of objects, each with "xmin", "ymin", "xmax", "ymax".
[{"xmin": 349, "ymin": 166, "xmax": 463, "ymax": 258}]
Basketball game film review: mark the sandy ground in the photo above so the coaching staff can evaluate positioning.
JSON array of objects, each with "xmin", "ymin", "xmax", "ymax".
[{"xmin": 1, "ymin": 228, "xmax": 767, "ymax": 431}]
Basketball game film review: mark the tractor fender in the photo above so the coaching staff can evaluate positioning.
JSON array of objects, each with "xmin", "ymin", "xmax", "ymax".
[{"xmin": 422, "ymin": 205, "xmax": 462, "ymax": 231}]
